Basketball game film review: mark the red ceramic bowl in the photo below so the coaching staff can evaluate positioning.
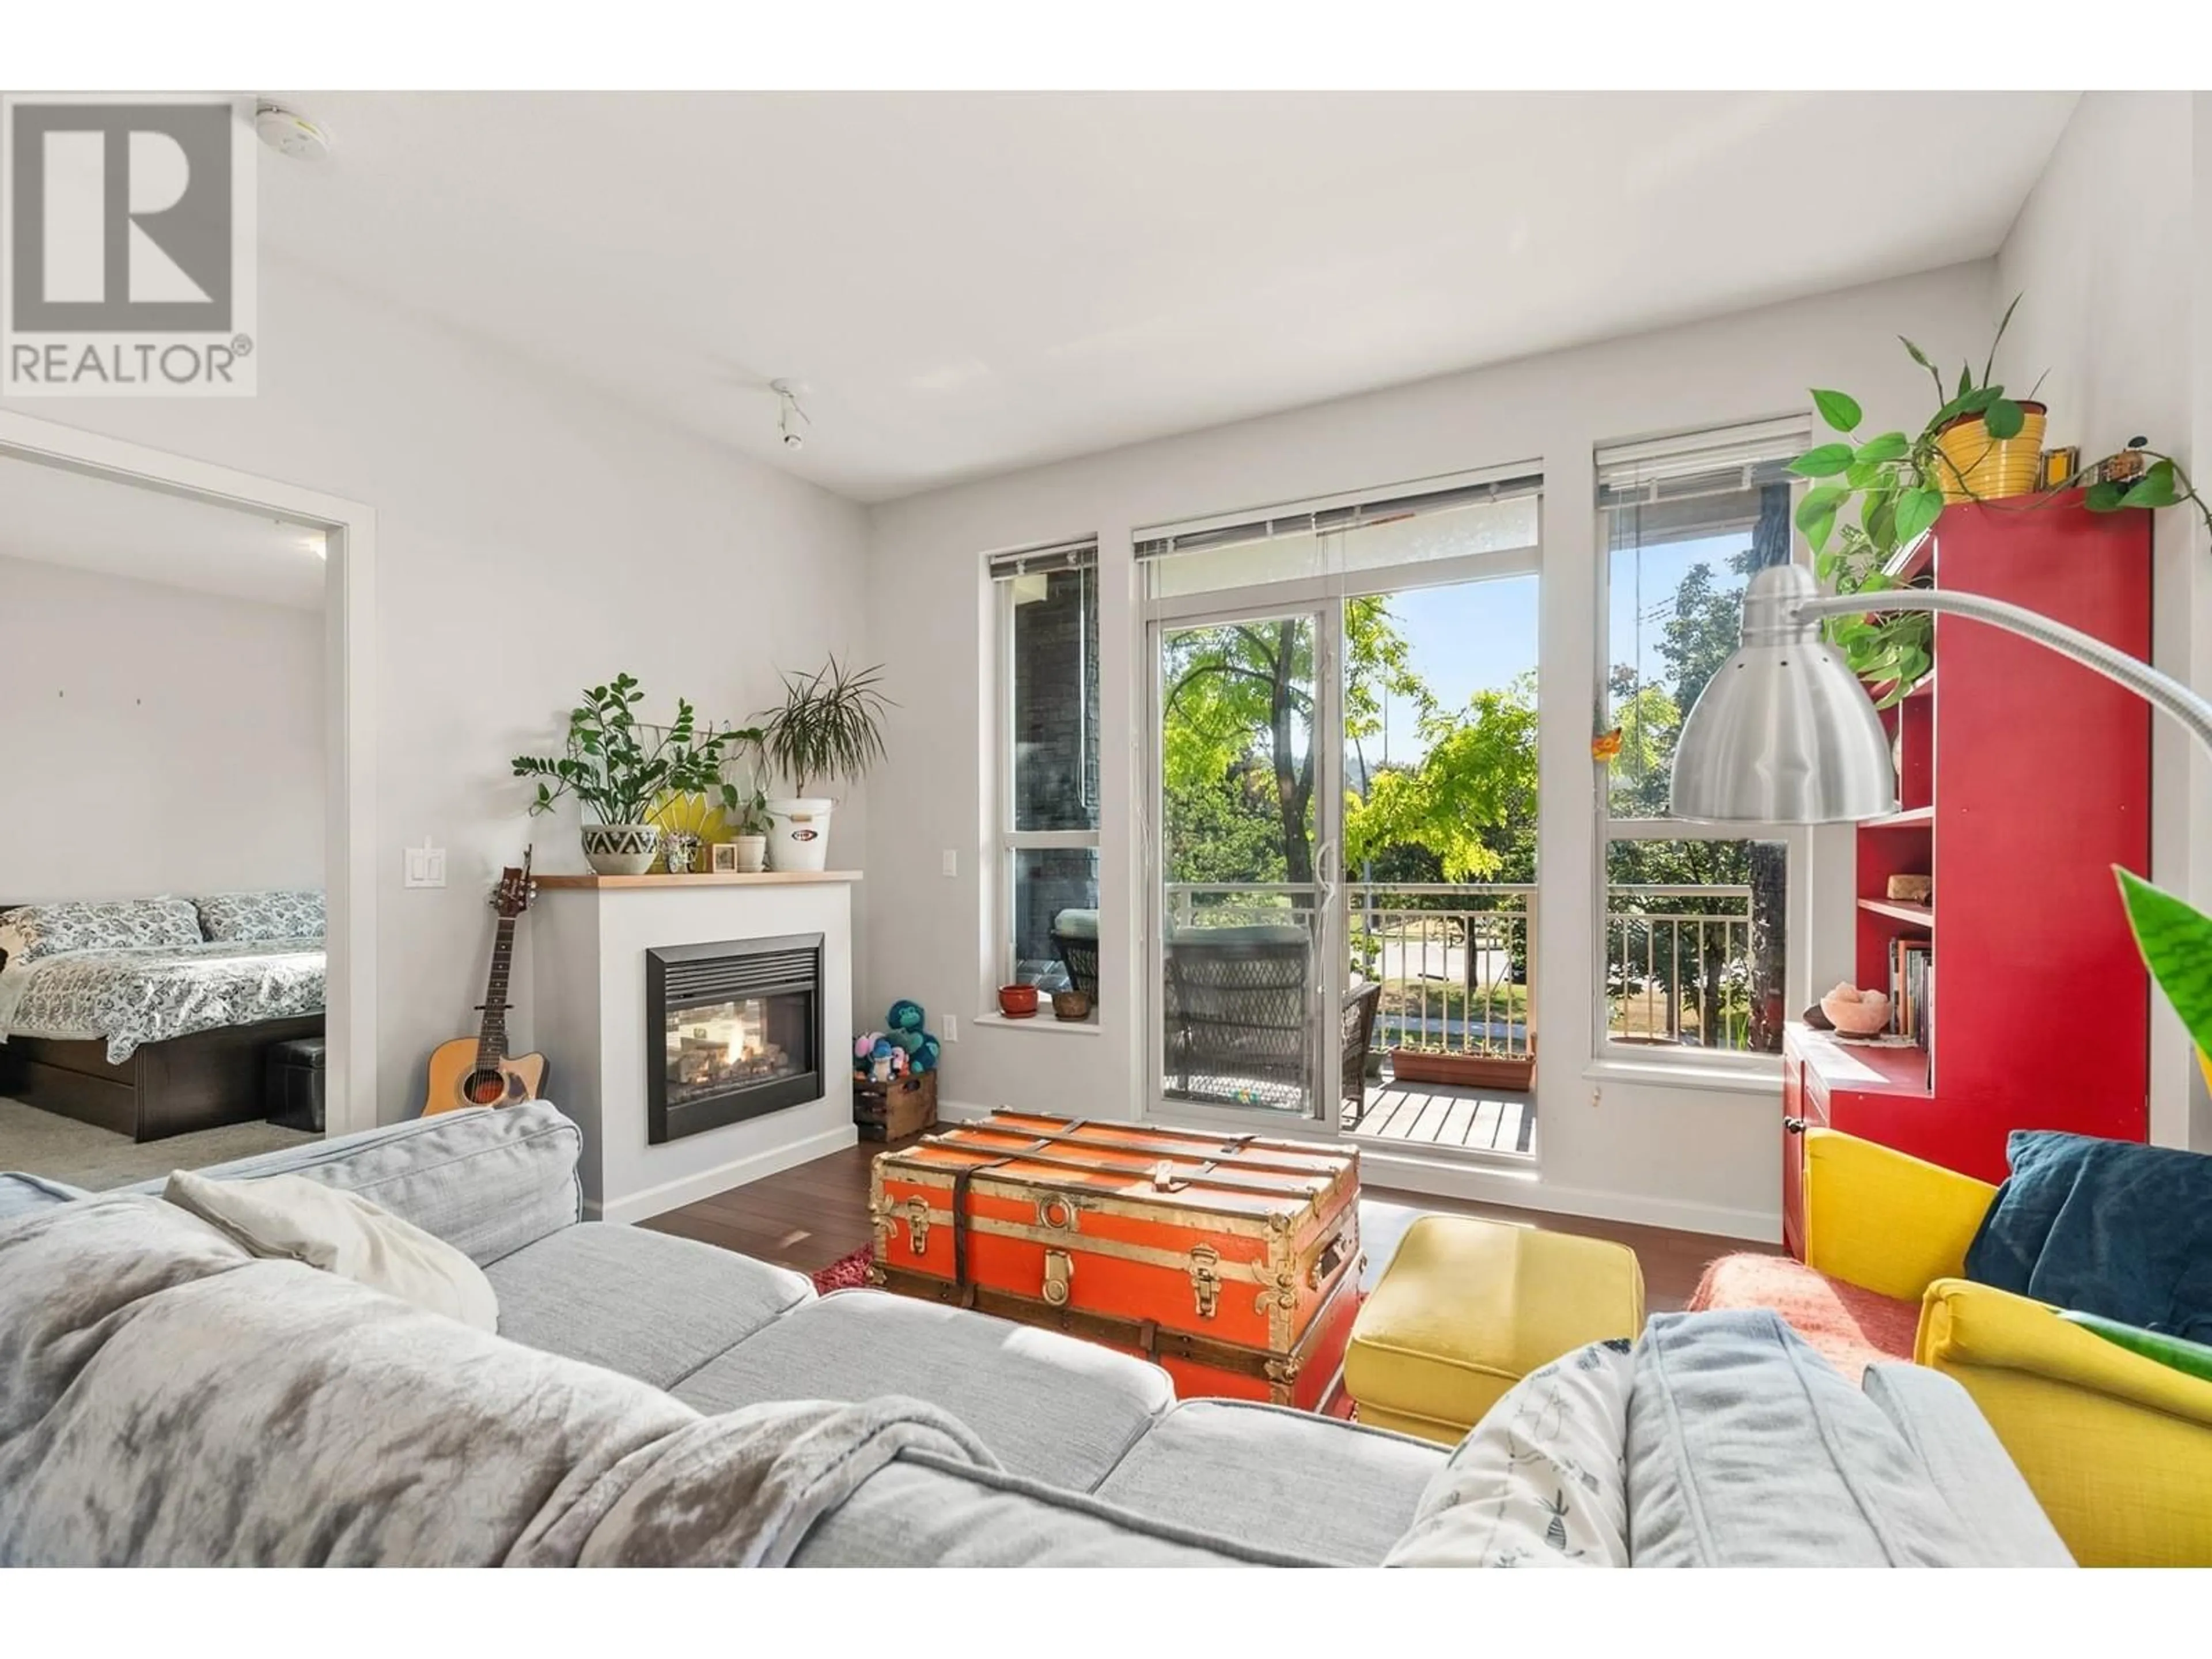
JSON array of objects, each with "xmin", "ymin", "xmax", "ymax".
[{"xmin": 997, "ymin": 984, "xmax": 1039, "ymax": 1019}]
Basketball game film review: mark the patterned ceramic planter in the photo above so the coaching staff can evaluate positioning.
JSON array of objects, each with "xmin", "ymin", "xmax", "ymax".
[{"xmin": 581, "ymin": 821, "xmax": 661, "ymax": 877}]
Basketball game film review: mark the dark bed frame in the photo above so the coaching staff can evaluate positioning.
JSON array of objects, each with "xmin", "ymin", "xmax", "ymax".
[{"xmin": 1, "ymin": 903, "xmax": 325, "ymax": 1143}]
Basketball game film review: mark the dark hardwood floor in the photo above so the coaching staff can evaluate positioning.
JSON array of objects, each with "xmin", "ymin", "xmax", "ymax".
[{"xmin": 642, "ymin": 1133, "xmax": 1770, "ymax": 1310}]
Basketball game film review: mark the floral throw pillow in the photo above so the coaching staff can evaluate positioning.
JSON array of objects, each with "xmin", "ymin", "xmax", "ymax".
[
  {"xmin": 1385, "ymin": 1338, "xmax": 1634, "ymax": 1569},
  {"xmin": 194, "ymin": 890, "xmax": 326, "ymax": 944},
  {"xmin": 0, "ymin": 897, "xmax": 204, "ymax": 969}
]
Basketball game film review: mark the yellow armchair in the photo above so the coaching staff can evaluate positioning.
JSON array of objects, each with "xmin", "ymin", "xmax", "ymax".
[{"xmin": 1802, "ymin": 1127, "xmax": 2212, "ymax": 1567}]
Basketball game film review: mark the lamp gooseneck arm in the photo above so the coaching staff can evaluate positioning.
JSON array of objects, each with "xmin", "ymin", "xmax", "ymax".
[{"xmin": 1791, "ymin": 590, "xmax": 2212, "ymax": 761}]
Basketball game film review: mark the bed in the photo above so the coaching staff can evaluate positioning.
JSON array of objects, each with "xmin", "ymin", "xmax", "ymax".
[{"xmin": 0, "ymin": 894, "xmax": 326, "ymax": 1143}]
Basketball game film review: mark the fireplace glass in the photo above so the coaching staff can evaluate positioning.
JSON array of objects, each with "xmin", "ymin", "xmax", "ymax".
[{"xmin": 646, "ymin": 933, "xmax": 824, "ymax": 1143}]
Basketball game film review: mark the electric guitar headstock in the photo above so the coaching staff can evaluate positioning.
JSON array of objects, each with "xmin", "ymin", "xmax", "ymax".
[{"xmin": 488, "ymin": 846, "xmax": 536, "ymax": 918}]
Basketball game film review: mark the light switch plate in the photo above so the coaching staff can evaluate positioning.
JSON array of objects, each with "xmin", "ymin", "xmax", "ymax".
[
  {"xmin": 941, "ymin": 849, "xmax": 957, "ymax": 877},
  {"xmin": 403, "ymin": 842, "xmax": 446, "ymax": 889}
]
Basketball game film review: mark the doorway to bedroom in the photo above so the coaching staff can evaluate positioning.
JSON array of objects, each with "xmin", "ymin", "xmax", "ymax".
[{"xmin": 0, "ymin": 429, "xmax": 369, "ymax": 1188}]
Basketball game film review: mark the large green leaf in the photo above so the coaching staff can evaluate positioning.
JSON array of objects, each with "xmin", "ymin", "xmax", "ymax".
[
  {"xmin": 1894, "ymin": 486, "xmax": 1944, "ymax": 544},
  {"xmin": 2121, "ymin": 460, "xmax": 2179, "ymax": 510},
  {"xmin": 2086, "ymin": 480, "xmax": 2124, "ymax": 512},
  {"xmin": 1789, "ymin": 442, "xmax": 1855, "ymax": 478},
  {"xmin": 1854, "ymin": 432, "xmax": 1910, "ymax": 465},
  {"xmin": 1983, "ymin": 397, "xmax": 2025, "ymax": 441},
  {"xmin": 1794, "ymin": 484, "xmax": 1847, "ymax": 550},
  {"xmin": 2115, "ymin": 868, "xmax": 2212, "ymax": 1057},
  {"xmin": 1812, "ymin": 389, "xmax": 1862, "ymax": 434}
]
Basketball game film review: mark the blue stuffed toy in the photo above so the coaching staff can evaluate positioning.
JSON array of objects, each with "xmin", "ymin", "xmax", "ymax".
[
  {"xmin": 886, "ymin": 998, "xmax": 926, "ymax": 1035},
  {"xmin": 912, "ymin": 1033, "xmax": 942, "ymax": 1073}
]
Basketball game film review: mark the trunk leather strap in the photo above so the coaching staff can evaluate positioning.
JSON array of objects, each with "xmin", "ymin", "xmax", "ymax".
[{"xmin": 948, "ymin": 1156, "xmax": 1013, "ymax": 1289}]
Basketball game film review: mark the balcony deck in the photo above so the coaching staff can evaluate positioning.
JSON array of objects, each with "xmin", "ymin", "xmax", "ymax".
[{"xmin": 1345, "ymin": 1076, "xmax": 1534, "ymax": 1155}]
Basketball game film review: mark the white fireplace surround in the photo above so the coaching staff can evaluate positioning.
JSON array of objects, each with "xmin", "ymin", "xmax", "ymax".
[{"xmin": 528, "ymin": 872, "xmax": 859, "ymax": 1223}]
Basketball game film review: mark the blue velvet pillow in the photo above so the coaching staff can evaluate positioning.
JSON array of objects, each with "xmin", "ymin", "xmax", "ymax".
[{"xmin": 1964, "ymin": 1130, "xmax": 2212, "ymax": 1343}]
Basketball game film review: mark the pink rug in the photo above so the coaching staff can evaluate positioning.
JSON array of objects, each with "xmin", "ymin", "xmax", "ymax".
[
  {"xmin": 1689, "ymin": 1253, "xmax": 1920, "ymax": 1381},
  {"xmin": 812, "ymin": 1244, "xmax": 875, "ymax": 1295}
]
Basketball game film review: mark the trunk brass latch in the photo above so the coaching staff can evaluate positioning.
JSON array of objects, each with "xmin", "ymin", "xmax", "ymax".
[
  {"xmin": 1043, "ymin": 1248, "xmax": 1075, "ymax": 1306},
  {"xmin": 902, "ymin": 1197, "xmax": 930, "ymax": 1256},
  {"xmin": 1189, "ymin": 1242, "xmax": 1222, "ymax": 1320}
]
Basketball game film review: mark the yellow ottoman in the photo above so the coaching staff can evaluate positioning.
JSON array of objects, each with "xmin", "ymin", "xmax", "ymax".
[{"xmin": 1344, "ymin": 1215, "xmax": 1646, "ymax": 1444}]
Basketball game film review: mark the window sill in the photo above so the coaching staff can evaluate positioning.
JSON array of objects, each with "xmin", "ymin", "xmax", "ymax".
[
  {"xmin": 972, "ymin": 1012, "xmax": 1101, "ymax": 1036},
  {"xmin": 1582, "ymin": 1055, "xmax": 1779, "ymax": 1099}
]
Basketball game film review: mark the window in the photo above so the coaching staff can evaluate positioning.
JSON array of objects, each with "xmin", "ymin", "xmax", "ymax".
[
  {"xmin": 992, "ymin": 539, "xmax": 1100, "ymax": 1001},
  {"xmin": 1595, "ymin": 419, "xmax": 1809, "ymax": 1059}
]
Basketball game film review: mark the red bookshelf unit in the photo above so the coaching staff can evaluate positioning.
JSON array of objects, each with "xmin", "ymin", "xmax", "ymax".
[{"xmin": 1781, "ymin": 495, "xmax": 2152, "ymax": 1255}]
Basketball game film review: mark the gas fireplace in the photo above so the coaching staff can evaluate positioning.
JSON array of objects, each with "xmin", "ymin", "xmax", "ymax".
[{"xmin": 646, "ymin": 933, "xmax": 824, "ymax": 1144}]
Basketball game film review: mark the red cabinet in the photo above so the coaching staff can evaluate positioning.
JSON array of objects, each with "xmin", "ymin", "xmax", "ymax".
[{"xmin": 1783, "ymin": 495, "xmax": 2151, "ymax": 1252}]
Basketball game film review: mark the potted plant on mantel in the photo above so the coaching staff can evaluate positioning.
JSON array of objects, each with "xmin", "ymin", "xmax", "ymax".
[
  {"xmin": 757, "ymin": 657, "xmax": 892, "ymax": 872},
  {"xmin": 713, "ymin": 725, "xmax": 774, "ymax": 873},
  {"xmin": 512, "ymin": 673, "xmax": 733, "ymax": 876}
]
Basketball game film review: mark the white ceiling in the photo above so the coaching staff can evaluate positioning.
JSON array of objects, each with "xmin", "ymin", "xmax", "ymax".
[
  {"xmin": 0, "ymin": 453, "xmax": 327, "ymax": 609},
  {"xmin": 260, "ymin": 91, "xmax": 2079, "ymax": 503}
]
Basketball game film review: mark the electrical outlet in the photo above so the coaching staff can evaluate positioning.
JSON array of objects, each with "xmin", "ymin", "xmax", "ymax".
[
  {"xmin": 403, "ymin": 839, "xmax": 446, "ymax": 889},
  {"xmin": 944, "ymin": 1014, "xmax": 958, "ymax": 1043},
  {"xmin": 941, "ymin": 849, "xmax": 957, "ymax": 878}
]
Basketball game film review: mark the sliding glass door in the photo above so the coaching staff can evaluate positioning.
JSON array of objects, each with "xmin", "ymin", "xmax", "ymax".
[{"xmin": 1152, "ymin": 605, "xmax": 1342, "ymax": 1122}]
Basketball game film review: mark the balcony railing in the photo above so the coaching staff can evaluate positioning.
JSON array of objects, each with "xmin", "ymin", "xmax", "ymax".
[{"xmin": 1161, "ymin": 878, "xmax": 1760, "ymax": 1060}]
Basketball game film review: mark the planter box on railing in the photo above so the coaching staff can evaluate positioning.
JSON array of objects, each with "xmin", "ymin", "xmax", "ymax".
[{"xmin": 1389, "ymin": 1045, "xmax": 1535, "ymax": 1090}]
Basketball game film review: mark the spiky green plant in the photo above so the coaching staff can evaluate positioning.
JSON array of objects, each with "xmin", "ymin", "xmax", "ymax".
[
  {"xmin": 758, "ymin": 657, "xmax": 892, "ymax": 798},
  {"xmin": 2116, "ymin": 868, "xmax": 2212, "ymax": 1067}
]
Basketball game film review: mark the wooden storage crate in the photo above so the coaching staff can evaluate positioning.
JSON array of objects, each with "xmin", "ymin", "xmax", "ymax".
[{"xmin": 855, "ymin": 1069, "xmax": 937, "ymax": 1140}]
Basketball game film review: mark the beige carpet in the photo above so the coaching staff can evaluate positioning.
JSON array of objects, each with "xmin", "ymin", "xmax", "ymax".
[{"xmin": 0, "ymin": 1096, "xmax": 315, "ymax": 1190}]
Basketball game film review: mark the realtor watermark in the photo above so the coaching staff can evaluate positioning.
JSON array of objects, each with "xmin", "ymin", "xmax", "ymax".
[{"xmin": 2, "ymin": 93, "xmax": 257, "ymax": 396}]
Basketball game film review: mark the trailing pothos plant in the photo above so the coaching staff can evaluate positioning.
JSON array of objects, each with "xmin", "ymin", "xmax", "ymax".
[
  {"xmin": 512, "ymin": 673, "xmax": 734, "ymax": 827},
  {"xmin": 1787, "ymin": 294, "xmax": 2212, "ymax": 707}
]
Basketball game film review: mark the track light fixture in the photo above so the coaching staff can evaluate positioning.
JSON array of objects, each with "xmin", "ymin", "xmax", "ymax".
[{"xmin": 771, "ymin": 380, "xmax": 809, "ymax": 452}]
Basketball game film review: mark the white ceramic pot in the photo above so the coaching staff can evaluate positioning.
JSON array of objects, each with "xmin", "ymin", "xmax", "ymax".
[
  {"xmin": 764, "ymin": 798, "xmax": 834, "ymax": 872},
  {"xmin": 733, "ymin": 834, "xmax": 768, "ymax": 873},
  {"xmin": 581, "ymin": 821, "xmax": 661, "ymax": 877}
]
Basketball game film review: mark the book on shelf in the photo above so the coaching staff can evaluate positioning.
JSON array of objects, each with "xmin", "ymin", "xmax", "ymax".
[{"xmin": 1888, "ymin": 936, "xmax": 1935, "ymax": 1050}]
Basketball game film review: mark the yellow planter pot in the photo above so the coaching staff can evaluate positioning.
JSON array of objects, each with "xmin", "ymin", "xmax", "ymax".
[{"xmin": 1933, "ymin": 403, "xmax": 2048, "ymax": 503}]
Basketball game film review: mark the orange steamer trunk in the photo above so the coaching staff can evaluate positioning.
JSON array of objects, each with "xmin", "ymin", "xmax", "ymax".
[{"xmin": 868, "ymin": 1111, "xmax": 1363, "ymax": 1410}]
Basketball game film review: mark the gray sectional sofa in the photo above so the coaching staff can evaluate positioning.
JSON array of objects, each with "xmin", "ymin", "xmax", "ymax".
[{"xmin": 0, "ymin": 1103, "xmax": 2072, "ymax": 1567}]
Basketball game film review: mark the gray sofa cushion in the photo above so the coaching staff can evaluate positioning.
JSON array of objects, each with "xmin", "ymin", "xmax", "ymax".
[
  {"xmin": 1093, "ymin": 1399, "xmax": 1441, "ymax": 1565},
  {"xmin": 1861, "ymin": 1362, "xmax": 2073, "ymax": 1566},
  {"xmin": 0, "ymin": 1173, "xmax": 86, "ymax": 1225},
  {"xmin": 117, "ymin": 1103, "xmax": 580, "ymax": 1267},
  {"xmin": 671, "ymin": 1289, "xmax": 1173, "ymax": 1493},
  {"xmin": 792, "ymin": 1452, "xmax": 1325, "ymax": 1568},
  {"xmin": 1627, "ymin": 1309, "xmax": 1978, "ymax": 1567},
  {"xmin": 486, "ymin": 1222, "xmax": 813, "ymax": 1391}
]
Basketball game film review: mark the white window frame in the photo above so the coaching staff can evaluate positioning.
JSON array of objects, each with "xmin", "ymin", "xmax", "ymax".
[
  {"xmin": 1593, "ymin": 420, "xmax": 1815, "ymax": 1073},
  {"xmin": 991, "ymin": 541, "xmax": 1101, "ymax": 998}
]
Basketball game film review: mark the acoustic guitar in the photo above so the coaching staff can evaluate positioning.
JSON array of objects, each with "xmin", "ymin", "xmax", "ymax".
[{"xmin": 421, "ymin": 856, "xmax": 548, "ymax": 1115}]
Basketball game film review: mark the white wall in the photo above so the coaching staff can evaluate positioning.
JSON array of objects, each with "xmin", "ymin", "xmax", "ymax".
[
  {"xmin": 865, "ymin": 262, "xmax": 1997, "ymax": 1241},
  {"xmin": 1997, "ymin": 92, "xmax": 2212, "ymax": 1152},
  {"xmin": 0, "ymin": 555, "xmax": 324, "ymax": 900},
  {"xmin": 21, "ymin": 251, "xmax": 870, "ymax": 1126}
]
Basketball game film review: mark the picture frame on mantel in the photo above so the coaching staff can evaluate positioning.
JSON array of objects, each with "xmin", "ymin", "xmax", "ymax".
[{"xmin": 706, "ymin": 842, "xmax": 740, "ymax": 874}]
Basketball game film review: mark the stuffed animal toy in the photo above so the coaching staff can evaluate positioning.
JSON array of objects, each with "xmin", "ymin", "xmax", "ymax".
[
  {"xmin": 913, "ymin": 1033, "xmax": 942, "ymax": 1073},
  {"xmin": 868, "ymin": 1038, "xmax": 903, "ymax": 1085},
  {"xmin": 886, "ymin": 999, "xmax": 926, "ymax": 1035}
]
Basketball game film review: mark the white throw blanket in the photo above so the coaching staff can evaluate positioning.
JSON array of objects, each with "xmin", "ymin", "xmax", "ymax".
[{"xmin": 0, "ymin": 1197, "xmax": 999, "ymax": 1567}]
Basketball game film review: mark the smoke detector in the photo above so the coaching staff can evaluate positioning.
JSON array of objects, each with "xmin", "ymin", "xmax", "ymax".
[{"xmin": 256, "ymin": 101, "xmax": 333, "ymax": 161}]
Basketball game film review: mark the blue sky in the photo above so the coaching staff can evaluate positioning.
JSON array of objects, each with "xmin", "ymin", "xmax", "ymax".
[{"xmin": 1367, "ymin": 529, "xmax": 1753, "ymax": 763}]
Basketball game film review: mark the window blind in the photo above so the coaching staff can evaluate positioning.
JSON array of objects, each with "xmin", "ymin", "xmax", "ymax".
[
  {"xmin": 1134, "ymin": 472, "xmax": 1544, "ymax": 561},
  {"xmin": 1594, "ymin": 417, "xmax": 1811, "ymax": 510},
  {"xmin": 987, "ymin": 537, "xmax": 1097, "ymax": 579}
]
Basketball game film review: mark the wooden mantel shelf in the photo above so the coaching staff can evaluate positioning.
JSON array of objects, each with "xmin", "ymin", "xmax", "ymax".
[{"xmin": 533, "ymin": 870, "xmax": 863, "ymax": 891}]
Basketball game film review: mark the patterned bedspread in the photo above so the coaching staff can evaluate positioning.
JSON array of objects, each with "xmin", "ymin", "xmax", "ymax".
[{"xmin": 0, "ymin": 938, "xmax": 325, "ymax": 1064}]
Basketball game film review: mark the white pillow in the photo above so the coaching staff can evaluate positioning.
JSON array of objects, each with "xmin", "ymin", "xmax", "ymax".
[
  {"xmin": 162, "ymin": 1170, "xmax": 499, "ymax": 1331},
  {"xmin": 1385, "ymin": 1338, "xmax": 1634, "ymax": 1569}
]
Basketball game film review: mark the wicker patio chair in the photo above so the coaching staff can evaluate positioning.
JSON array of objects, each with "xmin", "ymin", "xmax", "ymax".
[
  {"xmin": 1164, "ymin": 926, "xmax": 1311, "ymax": 1109},
  {"xmin": 1340, "ymin": 979, "xmax": 1382, "ymax": 1127},
  {"xmin": 1050, "ymin": 908, "xmax": 1100, "ymax": 1001}
]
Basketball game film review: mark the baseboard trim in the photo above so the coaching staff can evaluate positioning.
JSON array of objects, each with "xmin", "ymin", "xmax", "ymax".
[
  {"xmin": 934, "ymin": 1096, "xmax": 997, "ymax": 1122},
  {"xmin": 589, "ymin": 1123, "xmax": 860, "ymax": 1225},
  {"xmin": 1355, "ymin": 1148, "xmax": 1778, "ymax": 1243}
]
